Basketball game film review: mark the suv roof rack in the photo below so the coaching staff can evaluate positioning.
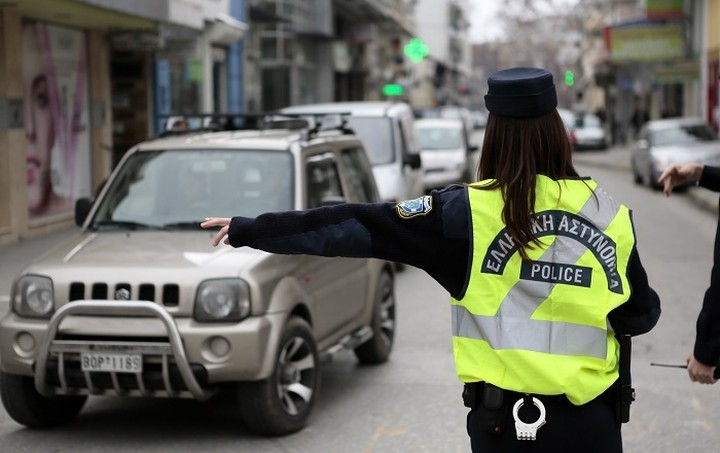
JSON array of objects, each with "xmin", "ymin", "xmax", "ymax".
[
  {"xmin": 156, "ymin": 111, "xmax": 355, "ymax": 140},
  {"xmin": 268, "ymin": 112, "xmax": 355, "ymax": 141}
]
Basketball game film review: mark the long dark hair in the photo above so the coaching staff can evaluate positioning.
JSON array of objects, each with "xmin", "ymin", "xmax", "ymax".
[{"xmin": 475, "ymin": 109, "xmax": 578, "ymax": 258}]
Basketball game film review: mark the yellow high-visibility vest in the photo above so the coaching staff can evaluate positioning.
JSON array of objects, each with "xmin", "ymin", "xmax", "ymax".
[{"xmin": 452, "ymin": 175, "xmax": 635, "ymax": 405}]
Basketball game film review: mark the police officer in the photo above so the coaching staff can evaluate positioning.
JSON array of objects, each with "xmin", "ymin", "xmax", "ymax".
[
  {"xmin": 202, "ymin": 67, "xmax": 661, "ymax": 452},
  {"xmin": 659, "ymin": 162, "xmax": 720, "ymax": 385}
]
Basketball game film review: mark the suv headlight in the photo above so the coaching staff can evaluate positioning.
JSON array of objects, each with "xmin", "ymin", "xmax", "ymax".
[
  {"xmin": 12, "ymin": 275, "xmax": 54, "ymax": 318},
  {"xmin": 194, "ymin": 279, "xmax": 251, "ymax": 322}
]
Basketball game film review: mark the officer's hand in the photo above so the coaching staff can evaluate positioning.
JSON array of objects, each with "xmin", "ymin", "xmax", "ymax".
[
  {"xmin": 686, "ymin": 354, "xmax": 717, "ymax": 385},
  {"xmin": 201, "ymin": 217, "xmax": 231, "ymax": 247},
  {"xmin": 657, "ymin": 163, "xmax": 704, "ymax": 197}
]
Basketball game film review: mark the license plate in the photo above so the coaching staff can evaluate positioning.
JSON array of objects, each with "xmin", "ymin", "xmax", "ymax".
[{"xmin": 81, "ymin": 352, "xmax": 142, "ymax": 373}]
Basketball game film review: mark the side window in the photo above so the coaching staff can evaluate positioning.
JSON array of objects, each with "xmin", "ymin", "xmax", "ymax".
[
  {"xmin": 306, "ymin": 152, "xmax": 344, "ymax": 208},
  {"xmin": 341, "ymin": 147, "xmax": 377, "ymax": 203}
]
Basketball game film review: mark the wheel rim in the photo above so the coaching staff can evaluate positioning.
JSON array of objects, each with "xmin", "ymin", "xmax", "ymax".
[
  {"xmin": 276, "ymin": 336, "xmax": 316, "ymax": 416},
  {"xmin": 378, "ymin": 281, "xmax": 396, "ymax": 348}
]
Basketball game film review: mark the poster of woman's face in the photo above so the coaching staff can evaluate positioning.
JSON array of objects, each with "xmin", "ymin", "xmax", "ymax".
[{"xmin": 21, "ymin": 21, "xmax": 90, "ymax": 218}]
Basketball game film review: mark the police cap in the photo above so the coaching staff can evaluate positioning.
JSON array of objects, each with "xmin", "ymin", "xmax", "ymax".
[{"xmin": 484, "ymin": 67, "xmax": 558, "ymax": 118}]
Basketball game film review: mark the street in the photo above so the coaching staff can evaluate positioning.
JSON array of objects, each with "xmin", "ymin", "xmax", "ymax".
[{"xmin": 1, "ymin": 148, "xmax": 720, "ymax": 452}]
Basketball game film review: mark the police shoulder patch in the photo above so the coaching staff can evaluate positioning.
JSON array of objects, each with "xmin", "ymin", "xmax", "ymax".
[{"xmin": 396, "ymin": 195, "xmax": 433, "ymax": 219}]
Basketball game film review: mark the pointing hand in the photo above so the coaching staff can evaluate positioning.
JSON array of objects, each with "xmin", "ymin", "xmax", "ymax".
[
  {"xmin": 657, "ymin": 163, "xmax": 703, "ymax": 197},
  {"xmin": 200, "ymin": 217, "xmax": 231, "ymax": 247}
]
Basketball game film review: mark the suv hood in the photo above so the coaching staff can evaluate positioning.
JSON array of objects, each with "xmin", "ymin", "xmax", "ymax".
[{"xmin": 26, "ymin": 231, "xmax": 261, "ymax": 272}]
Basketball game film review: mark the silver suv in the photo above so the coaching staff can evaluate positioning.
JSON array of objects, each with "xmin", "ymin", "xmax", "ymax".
[{"xmin": 0, "ymin": 116, "xmax": 396, "ymax": 435}]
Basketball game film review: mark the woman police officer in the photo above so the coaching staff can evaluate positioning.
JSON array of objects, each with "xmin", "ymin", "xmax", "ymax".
[{"xmin": 202, "ymin": 67, "xmax": 660, "ymax": 452}]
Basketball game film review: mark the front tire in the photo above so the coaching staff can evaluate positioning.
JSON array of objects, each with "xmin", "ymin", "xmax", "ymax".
[
  {"xmin": 354, "ymin": 272, "xmax": 396, "ymax": 364},
  {"xmin": 238, "ymin": 317, "xmax": 319, "ymax": 436},
  {"xmin": 0, "ymin": 371, "xmax": 87, "ymax": 428}
]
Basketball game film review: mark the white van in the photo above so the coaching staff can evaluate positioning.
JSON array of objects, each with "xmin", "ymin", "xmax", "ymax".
[{"xmin": 281, "ymin": 101, "xmax": 424, "ymax": 202}]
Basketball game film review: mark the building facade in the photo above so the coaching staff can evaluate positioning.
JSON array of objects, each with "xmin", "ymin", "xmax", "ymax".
[
  {"xmin": 409, "ymin": 0, "xmax": 472, "ymax": 108},
  {"xmin": 0, "ymin": 0, "xmax": 421, "ymax": 246},
  {"xmin": 0, "ymin": 0, "xmax": 247, "ymax": 246}
]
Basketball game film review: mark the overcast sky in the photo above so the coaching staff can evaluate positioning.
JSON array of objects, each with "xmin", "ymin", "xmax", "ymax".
[{"xmin": 468, "ymin": 1, "xmax": 503, "ymax": 43}]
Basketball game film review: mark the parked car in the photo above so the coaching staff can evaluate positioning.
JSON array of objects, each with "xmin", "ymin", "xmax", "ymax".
[
  {"xmin": 469, "ymin": 110, "xmax": 488, "ymax": 130},
  {"xmin": 631, "ymin": 117, "xmax": 720, "ymax": 190},
  {"xmin": 0, "ymin": 115, "xmax": 396, "ymax": 436},
  {"xmin": 572, "ymin": 112, "xmax": 608, "ymax": 151},
  {"xmin": 281, "ymin": 102, "xmax": 424, "ymax": 203},
  {"xmin": 556, "ymin": 109, "xmax": 608, "ymax": 151},
  {"xmin": 414, "ymin": 118, "xmax": 476, "ymax": 191}
]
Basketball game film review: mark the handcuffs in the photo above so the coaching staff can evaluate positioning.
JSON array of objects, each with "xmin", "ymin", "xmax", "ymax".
[{"xmin": 512, "ymin": 396, "xmax": 547, "ymax": 441}]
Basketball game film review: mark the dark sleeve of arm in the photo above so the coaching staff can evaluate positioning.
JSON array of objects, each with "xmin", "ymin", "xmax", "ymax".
[
  {"xmin": 693, "ymin": 213, "xmax": 720, "ymax": 366},
  {"xmin": 699, "ymin": 165, "xmax": 720, "ymax": 192},
  {"xmin": 225, "ymin": 188, "xmax": 471, "ymax": 296},
  {"xmin": 607, "ymin": 247, "xmax": 661, "ymax": 336}
]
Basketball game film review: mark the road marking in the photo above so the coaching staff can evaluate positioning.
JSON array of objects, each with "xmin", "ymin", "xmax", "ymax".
[{"xmin": 363, "ymin": 426, "xmax": 408, "ymax": 452}]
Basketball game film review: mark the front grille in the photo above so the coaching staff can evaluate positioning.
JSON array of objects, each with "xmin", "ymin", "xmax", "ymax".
[{"xmin": 68, "ymin": 282, "xmax": 181, "ymax": 306}]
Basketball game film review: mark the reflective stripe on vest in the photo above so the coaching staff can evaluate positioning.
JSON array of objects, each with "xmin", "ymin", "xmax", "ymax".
[{"xmin": 451, "ymin": 175, "xmax": 636, "ymax": 405}]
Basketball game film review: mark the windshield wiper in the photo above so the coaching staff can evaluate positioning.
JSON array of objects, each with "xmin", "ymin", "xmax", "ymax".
[
  {"xmin": 161, "ymin": 221, "xmax": 206, "ymax": 230},
  {"xmin": 90, "ymin": 220, "xmax": 165, "ymax": 231}
]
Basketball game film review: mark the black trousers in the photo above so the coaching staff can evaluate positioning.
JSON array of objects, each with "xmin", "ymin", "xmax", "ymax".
[{"xmin": 466, "ymin": 390, "xmax": 622, "ymax": 453}]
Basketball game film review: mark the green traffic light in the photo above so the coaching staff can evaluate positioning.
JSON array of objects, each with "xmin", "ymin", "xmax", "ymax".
[{"xmin": 564, "ymin": 70, "xmax": 575, "ymax": 87}]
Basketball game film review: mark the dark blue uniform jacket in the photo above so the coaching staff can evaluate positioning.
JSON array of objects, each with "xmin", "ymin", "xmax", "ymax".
[
  {"xmin": 226, "ymin": 184, "xmax": 661, "ymax": 337},
  {"xmin": 694, "ymin": 166, "xmax": 720, "ymax": 365}
]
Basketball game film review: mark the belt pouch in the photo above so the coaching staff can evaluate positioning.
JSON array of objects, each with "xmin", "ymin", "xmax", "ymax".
[{"xmin": 478, "ymin": 383, "xmax": 509, "ymax": 435}]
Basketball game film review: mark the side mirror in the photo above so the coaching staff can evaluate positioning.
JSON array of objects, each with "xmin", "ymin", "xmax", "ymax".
[
  {"xmin": 405, "ymin": 153, "xmax": 422, "ymax": 169},
  {"xmin": 75, "ymin": 198, "xmax": 93, "ymax": 227},
  {"xmin": 636, "ymin": 139, "xmax": 649, "ymax": 149}
]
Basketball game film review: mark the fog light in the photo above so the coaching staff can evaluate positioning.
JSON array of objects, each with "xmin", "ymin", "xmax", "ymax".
[
  {"xmin": 15, "ymin": 332, "xmax": 36, "ymax": 355},
  {"xmin": 210, "ymin": 336, "xmax": 230, "ymax": 356},
  {"xmin": 202, "ymin": 336, "xmax": 231, "ymax": 363}
]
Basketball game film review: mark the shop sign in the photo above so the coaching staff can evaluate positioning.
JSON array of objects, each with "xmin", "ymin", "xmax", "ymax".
[
  {"xmin": 111, "ymin": 30, "xmax": 164, "ymax": 51},
  {"xmin": 646, "ymin": 0, "xmax": 684, "ymax": 19},
  {"xmin": 333, "ymin": 41, "xmax": 351, "ymax": 73},
  {"xmin": 653, "ymin": 59, "xmax": 699, "ymax": 83},
  {"xmin": 608, "ymin": 23, "xmax": 684, "ymax": 62}
]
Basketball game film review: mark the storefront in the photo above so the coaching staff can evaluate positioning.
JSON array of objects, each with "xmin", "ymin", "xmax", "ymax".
[
  {"xmin": 0, "ymin": 0, "xmax": 247, "ymax": 246},
  {"xmin": 0, "ymin": 1, "xmax": 154, "ymax": 246}
]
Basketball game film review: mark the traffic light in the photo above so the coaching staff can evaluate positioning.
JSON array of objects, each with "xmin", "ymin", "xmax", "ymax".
[{"xmin": 564, "ymin": 70, "xmax": 575, "ymax": 87}]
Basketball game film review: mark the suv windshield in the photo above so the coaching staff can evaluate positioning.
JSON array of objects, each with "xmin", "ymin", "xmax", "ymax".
[
  {"xmin": 90, "ymin": 149, "xmax": 293, "ymax": 230},
  {"xmin": 345, "ymin": 117, "xmax": 394, "ymax": 165}
]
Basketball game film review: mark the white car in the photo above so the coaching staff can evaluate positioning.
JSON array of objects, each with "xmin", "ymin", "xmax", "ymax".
[
  {"xmin": 414, "ymin": 118, "xmax": 476, "ymax": 191},
  {"xmin": 572, "ymin": 112, "xmax": 608, "ymax": 151},
  {"xmin": 632, "ymin": 117, "xmax": 720, "ymax": 190},
  {"xmin": 281, "ymin": 102, "xmax": 424, "ymax": 203}
]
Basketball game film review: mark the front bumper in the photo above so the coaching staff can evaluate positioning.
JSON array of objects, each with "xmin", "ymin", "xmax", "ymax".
[{"xmin": 0, "ymin": 301, "xmax": 285, "ymax": 399}]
